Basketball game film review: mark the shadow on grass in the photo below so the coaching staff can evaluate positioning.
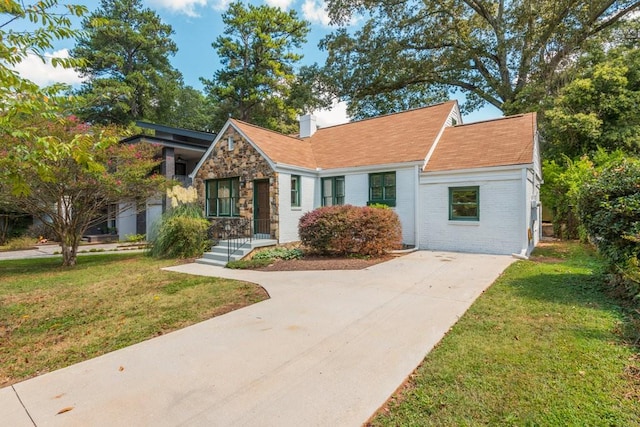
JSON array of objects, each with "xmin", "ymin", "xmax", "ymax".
[{"xmin": 0, "ymin": 252, "xmax": 143, "ymax": 277}]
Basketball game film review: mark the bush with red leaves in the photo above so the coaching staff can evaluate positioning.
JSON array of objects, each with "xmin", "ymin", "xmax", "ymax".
[{"xmin": 298, "ymin": 205, "xmax": 402, "ymax": 256}]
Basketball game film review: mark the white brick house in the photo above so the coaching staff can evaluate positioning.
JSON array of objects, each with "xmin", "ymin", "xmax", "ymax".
[{"xmin": 191, "ymin": 100, "xmax": 542, "ymax": 257}]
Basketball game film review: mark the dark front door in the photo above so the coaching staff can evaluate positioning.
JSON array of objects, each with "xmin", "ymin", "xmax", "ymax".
[{"xmin": 254, "ymin": 180, "xmax": 270, "ymax": 236}]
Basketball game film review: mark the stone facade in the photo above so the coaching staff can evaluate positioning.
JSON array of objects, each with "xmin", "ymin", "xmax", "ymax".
[{"xmin": 194, "ymin": 126, "xmax": 279, "ymax": 239}]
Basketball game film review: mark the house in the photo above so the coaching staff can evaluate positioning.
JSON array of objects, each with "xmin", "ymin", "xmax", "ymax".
[
  {"xmin": 190, "ymin": 100, "xmax": 542, "ymax": 260},
  {"xmin": 114, "ymin": 121, "xmax": 216, "ymax": 241}
]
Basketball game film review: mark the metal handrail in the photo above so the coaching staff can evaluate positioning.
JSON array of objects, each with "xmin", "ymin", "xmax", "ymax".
[{"xmin": 207, "ymin": 217, "xmax": 273, "ymax": 262}]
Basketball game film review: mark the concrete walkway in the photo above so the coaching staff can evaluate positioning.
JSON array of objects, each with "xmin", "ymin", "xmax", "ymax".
[
  {"xmin": 0, "ymin": 243, "xmax": 144, "ymax": 261},
  {"xmin": 2, "ymin": 251, "xmax": 515, "ymax": 426}
]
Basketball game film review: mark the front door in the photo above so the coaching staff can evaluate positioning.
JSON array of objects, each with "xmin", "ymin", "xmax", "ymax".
[{"xmin": 254, "ymin": 180, "xmax": 270, "ymax": 237}]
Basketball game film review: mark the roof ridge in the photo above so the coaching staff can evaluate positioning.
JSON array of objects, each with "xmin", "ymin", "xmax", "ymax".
[
  {"xmin": 311, "ymin": 100, "xmax": 457, "ymax": 133},
  {"xmin": 452, "ymin": 112, "xmax": 534, "ymax": 128},
  {"xmin": 231, "ymin": 118, "xmax": 304, "ymax": 143}
]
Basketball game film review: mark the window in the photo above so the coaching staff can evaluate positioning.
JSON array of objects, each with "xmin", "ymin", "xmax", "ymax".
[
  {"xmin": 369, "ymin": 172, "xmax": 396, "ymax": 207},
  {"xmin": 206, "ymin": 178, "xmax": 240, "ymax": 217},
  {"xmin": 322, "ymin": 176, "xmax": 345, "ymax": 206},
  {"xmin": 291, "ymin": 175, "xmax": 301, "ymax": 207},
  {"xmin": 227, "ymin": 136, "xmax": 234, "ymax": 151},
  {"xmin": 449, "ymin": 186, "xmax": 479, "ymax": 221}
]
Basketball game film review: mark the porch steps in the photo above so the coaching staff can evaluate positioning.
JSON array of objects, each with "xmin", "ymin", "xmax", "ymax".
[{"xmin": 196, "ymin": 239, "xmax": 277, "ymax": 267}]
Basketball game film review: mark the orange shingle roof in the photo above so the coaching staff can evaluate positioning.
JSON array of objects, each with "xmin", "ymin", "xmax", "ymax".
[
  {"xmin": 227, "ymin": 103, "xmax": 535, "ymax": 173},
  {"xmin": 424, "ymin": 113, "xmax": 536, "ymax": 172},
  {"xmin": 231, "ymin": 119, "xmax": 317, "ymax": 169},
  {"xmin": 310, "ymin": 101, "xmax": 456, "ymax": 169}
]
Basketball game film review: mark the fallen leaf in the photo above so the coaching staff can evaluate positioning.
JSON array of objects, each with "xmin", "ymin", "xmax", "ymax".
[
  {"xmin": 119, "ymin": 366, "xmax": 125, "ymax": 372},
  {"xmin": 57, "ymin": 407, "xmax": 74, "ymax": 415}
]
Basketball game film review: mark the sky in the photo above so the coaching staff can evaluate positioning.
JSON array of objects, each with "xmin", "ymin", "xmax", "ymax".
[{"xmin": 12, "ymin": 0, "xmax": 502, "ymax": 127}]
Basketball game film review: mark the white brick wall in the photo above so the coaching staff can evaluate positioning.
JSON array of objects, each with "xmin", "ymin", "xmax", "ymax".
[
  {"xmin": 343, "ymin": 167, "xmax": 416, "ymax": 245},
  {"xmin": 395, "ymin": 168, "xmax": 416, "ymax": 245},
  {"xmin": 419, "ymin": 169, "xmax": 525, "ymax": 255},
  {"xmin": 279, "ymin": 166, "xmax": 419, "ymax": 245},
  {"xmin": 278, "ymin": 172, "xmax": 316, "ymax": 243}
]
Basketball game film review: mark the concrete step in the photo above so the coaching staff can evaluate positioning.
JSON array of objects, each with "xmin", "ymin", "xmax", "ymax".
[
  {"xmin": 208, "ymin": 246, "xmax": 252, "ymax": 257},
  {"xmin": 195, "ymin": 257, "xmax": 226, "ymax": 267},
  {"xmin": 211, "ymin": 239, "xmax": 277, "ymax": 251},
  {"xmin": 197, "ymin": 238, "xmax": 278, "ymax": 268}
]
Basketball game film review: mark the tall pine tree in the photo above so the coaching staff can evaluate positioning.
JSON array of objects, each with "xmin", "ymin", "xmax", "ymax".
[
  {"xmin": 72, "ymin": 0, "xmax": 182, "ymax": 125},
  {"xmin": 201, "ymin": 1, "xmax": 313, "ymax": 134}
]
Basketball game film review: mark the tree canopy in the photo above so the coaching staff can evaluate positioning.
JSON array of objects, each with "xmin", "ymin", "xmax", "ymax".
[
  {"xmin": 72, "ymin": 0, "xmax": 182, "ymax": 125},
  {"xmin": 321, "ymin": 0, "xmax": 640, "ymax": 118},
  {"xmin": 543, "ymin": 31, "xmax": 640, "ymax": 160},
  {"xmin": 201, "ymin": 1, "xmax": 315, "ymax": 134},
  {"xmin": 0, "ymin": 1, "xmax": 86, "ymax": 128},
  {"xmin": 0, "ymin": 115, "xmax": 165, "ymax": 266}
]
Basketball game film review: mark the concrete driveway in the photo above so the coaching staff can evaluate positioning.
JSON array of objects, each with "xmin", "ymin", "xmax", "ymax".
[{"xmin": 2, "ymin": 250, "xmax": 514, "ymax": 426}]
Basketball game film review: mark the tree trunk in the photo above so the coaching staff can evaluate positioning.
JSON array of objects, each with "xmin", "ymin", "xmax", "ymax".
[{"xmin": 60, "ymin": 233, "xmax": 80, "ymax": 267}]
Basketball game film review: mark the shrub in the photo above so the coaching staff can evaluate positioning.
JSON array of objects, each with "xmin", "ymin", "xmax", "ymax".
[
  {"xmin": 226, "ymin": 258, "xmax": 273, "ymax": 269},
  {"xmin": 299, "ymin": 205, "xmax": 402, "ymax": 256},
  {"xmin": 2, "ymin": 236, "xmax": 37, "ymax": 251},
  {"xmin": 149, "ymin": 215, "xmax": 210, "ymax": 259},
  {"xmin": 253, "ymin": 247, "xmax": 303, "ymax": 261},
  {"xmin": 125, "ymin": 233, "xmax": 146, "ymax": 243},
  {"xmin": 577, "ymin": 159, "xmax": 640, "ymax": 265},
  {"xmin": 577, "ymin": 159, "xmax": 640, "ymax": 304}
]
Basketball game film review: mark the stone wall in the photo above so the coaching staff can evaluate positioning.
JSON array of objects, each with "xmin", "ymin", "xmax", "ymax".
[{"xmin": 194, "ymin": 126, "xmax": 279, "ymax": 239}]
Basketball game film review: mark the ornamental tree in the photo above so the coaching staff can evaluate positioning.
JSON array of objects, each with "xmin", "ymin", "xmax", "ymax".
[{"xmin": 0, "ymin": 115, "xmax": 166, "ymax": 266}]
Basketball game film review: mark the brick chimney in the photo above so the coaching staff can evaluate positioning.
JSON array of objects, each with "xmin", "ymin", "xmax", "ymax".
[{"xmin": 299, "ymin": 114, "xmax": 317, "ymax": 138}]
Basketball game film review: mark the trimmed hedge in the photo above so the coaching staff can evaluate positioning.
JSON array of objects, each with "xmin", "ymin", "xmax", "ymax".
[{"xmin": 298, "ymin": 205, "xmax": 402, "ymax": 256}]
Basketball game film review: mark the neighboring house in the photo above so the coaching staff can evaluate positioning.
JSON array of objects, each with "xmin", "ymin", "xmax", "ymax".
[
  {"xmin": 190, "ymin": 100, "xmax": 542, "ymax": 257},
  {"xmin": 115, "ymin": 121, "xmax": 216, "ymax": 241}
]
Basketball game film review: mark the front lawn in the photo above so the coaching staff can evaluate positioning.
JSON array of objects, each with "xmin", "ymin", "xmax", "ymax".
[
  {"xmin": 370, "ymin": 242, "xmax": 640, "ymax": 426},
  {"xmin": 0, "ymin": 253, "xmax": 268, "ymax": 387}
]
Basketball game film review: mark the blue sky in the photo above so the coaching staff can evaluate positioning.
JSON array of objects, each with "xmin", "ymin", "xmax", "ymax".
[{"xmin": 13, "ymin": 0, "xmax": 502, "ymax": 126}]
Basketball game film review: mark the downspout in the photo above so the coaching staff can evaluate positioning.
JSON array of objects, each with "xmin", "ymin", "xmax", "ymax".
[{"xmin": 414, "ymin": 164, "xmax": 420, "ymax": 248}]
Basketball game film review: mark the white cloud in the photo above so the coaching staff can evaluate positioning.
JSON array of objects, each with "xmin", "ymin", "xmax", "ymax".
[
  {"xmin": 212, "ymin": 0, "xmax": 231, "ymax": 11},
  {"xmin": 265, "ymin": 0, "xmax": 295, "ymax": 9},
  {"xmin": 13, "ymin": 49, "xmax": 83, "ymax": 87},
  {"xmin": 313, "ymin": 100, "xmax": 349, "ymax": 128},
  {"xmin": 146, "ymin": 0, "xmax": 208, "ymax": 16},
  {"xmin": 302, "ymin": 0, "xmax": 331, "ymax": 26}
]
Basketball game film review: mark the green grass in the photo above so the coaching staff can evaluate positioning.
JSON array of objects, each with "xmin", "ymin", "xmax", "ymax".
[
  {"xmin": 0, "ymin": 253, "xmax": 268, "ymax": 387},
  {"xmin": 370, "ymin": 242, "xmax": 640, "ymax": 426}
]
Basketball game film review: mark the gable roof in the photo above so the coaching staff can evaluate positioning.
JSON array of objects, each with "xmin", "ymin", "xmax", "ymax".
[
  {"xmin": 424, "ymin": 113, "xmax": 537, "ymax": 172},
  {"xmin": 230, "ymin": 119, "xmax": 317, "ymax": 169},
  {"xmin": 309, "ymin": 101, "xmax": 456, "ymax": 169},
  {"xmin": 191, "ymin": 101, "xmax": 537, "ymax": 179}
]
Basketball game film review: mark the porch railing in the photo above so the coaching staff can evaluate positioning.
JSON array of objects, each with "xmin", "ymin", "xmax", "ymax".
[{"xmin": 207, "ymin": 218, "xmax": 271, "ymax": 262}]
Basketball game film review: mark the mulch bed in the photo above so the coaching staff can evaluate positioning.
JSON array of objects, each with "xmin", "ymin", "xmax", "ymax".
[{"xmin": 255, "ymin": 254, "xmax": 397, "ymax": 271}]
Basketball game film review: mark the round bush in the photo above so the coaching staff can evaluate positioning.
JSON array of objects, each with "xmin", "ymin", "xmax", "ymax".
[{"xmin": 298, "ymin": 205, "xmax": 402, "ymax": 256}]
